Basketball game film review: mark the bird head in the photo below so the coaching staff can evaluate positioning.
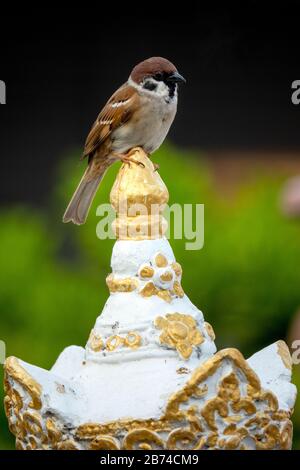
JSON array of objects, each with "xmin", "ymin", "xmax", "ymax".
[{"xmin": 130, "ymin": 57, "xmax": 185, "ymax": 98}]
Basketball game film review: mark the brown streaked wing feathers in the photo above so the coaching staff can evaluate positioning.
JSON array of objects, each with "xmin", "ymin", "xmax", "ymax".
[{"xmin": 82, "ymin": 84, "xmax": 137, "ymax": 160}]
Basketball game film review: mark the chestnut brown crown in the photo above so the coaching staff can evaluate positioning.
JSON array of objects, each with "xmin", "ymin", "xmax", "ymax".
[{"xmin": 130, "ymin": 57, "xmax": 178, "ymax": 84}]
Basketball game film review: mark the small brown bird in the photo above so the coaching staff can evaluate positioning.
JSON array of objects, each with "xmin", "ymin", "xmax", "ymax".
[{"xmin": 63, "ymin": 57, "xmax": 185, "ymax": 225}]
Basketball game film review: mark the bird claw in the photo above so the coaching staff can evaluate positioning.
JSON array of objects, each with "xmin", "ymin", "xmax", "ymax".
[
  {"xmin": 123, "ymin": 158, "xmax": 145, "ymax": 168},
  {"xmin": 153, "ymin": 163, "xmax": 160, "ymax": 172},
  {"xmin": 117, "ymin": 152, "xmax": 145, "ymax": 168}
]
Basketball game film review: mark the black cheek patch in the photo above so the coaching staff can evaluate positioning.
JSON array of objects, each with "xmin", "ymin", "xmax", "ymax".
[
  {"xmin": 168, "ymin": 82, "xmax": 176, "ymax": 99},
  {"xmin": 143, "ymin": 81, "xmax": 158, "ymax": 91}
]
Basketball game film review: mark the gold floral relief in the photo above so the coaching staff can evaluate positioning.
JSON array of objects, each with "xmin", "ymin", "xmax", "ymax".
[
  {"xmin": 124, "ymin": 332, "xmax": 142, "ymax": 348},
  {"xmin": 106, "ymin": 274, "xmax": 138, "ymax": 293},
  {"xmin": 155, "ymin": 253, "xmax": 168, "ymax": 268},
  {"xmin": 204, "ymin": 322, "xmax": 216, "ymax": 341},
  {"xmin": 4, "ymin": 348, "xmax": 294, "ymax": 450},
  {"xmin": 87, "ymin": 331, "xmax": 142, "ymax": 353},
  {"xmin": 106, "ymin": 335, "xmax": 124, "ymax": 352},
  {"xmin": 106, "ymin": 253, "xmax": 184, "ymax": 303},
  {"xmin": 88, "ymin": 330, "xmax": 103, "ymax": 352},
  {"xmin": 56, "ymin": 440, "xmax": 79, "ymax": 450},
  {"xmin": 139, "ymin": 266, "xmax": 154, "ymax": 278},
  {"xmin": 276, "ymin": 340, "xmax": 292, "ymax": 370},
  {"xmin": 123, "ymin": 429, "xmax": 165, "ymax": 450},
  {"xmin": 5, "ymin": 357, "xmax": 42, "ymax": 410},
  {"xmin": 155, "ymin": 313, "xmax": 204, "ymax": 360},
  {"xmin": 90, "ymin": 435, "xmax": 120, "ymax": 450},
  {"xmin": 157, "ymin": 290, "xmax": 172, "ymax": 303},
  {"xmin": 172, "ymin": 281, "xmax": 184, "ymax": 298},
  {"xmin": 167, "ymin": 428, "xmax": 205, "ymax": 450},
  {"xmin": 171, "ymin": 262, "xmax": 182, "ymax": 277},
  {"xmin": 46, "ymin": 418, "xmax": 62, "ymax": 444},
  {"xmin": 160, "ymin": 271, "xmax": 173, "ymax": 282},
  {"xmin": 140, "ymin": 281, "xmax": 158, "ymax": 297},
  {"xmin": 218, "ymin": 372, "xmax": 240, "ymax": 403}
]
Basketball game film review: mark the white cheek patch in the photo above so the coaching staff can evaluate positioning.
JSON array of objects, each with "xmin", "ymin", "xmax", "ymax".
[
  {"xmin": 128, "ymin": 77, "xmax": 167, "ymax": 97},
  {"xmin": 128, "ymin": 76, "xmax": 177, "ymax": 104},
  {"xmin": 155, "ymin": 81, "xmax": 169, "ymax": 97}
]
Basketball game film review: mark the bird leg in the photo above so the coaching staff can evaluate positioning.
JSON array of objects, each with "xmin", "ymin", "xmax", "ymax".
[{"xmin": 113, "ymin": 149, "xmax": 145, "ymax": 168}]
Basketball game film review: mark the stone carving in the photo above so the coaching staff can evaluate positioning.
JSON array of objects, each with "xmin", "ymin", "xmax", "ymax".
[
  {"xmin": 106, "ymin": 252, "xmax": 184, "ymax": 302},
  {"xmin": 3, "ymin": 148, "xmax": 297, "ymax": 450},
  {"xmin": 155, "ymin": 313, "xmax": 204, "ymax": 360},
  {"xmin": 87, "ymin": 330, "xmax": 142, "ymax": 352},
  {"xmin": 4, "ymin": 348, "xmax": 294, "ymax": 450}
]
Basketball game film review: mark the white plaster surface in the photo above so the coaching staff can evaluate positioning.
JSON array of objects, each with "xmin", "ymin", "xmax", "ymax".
[
  {"xmin": 7, "ymin": 237, "xmax": 297, "ymax": 444},
  {"xmin": 111, "ymin": 238, "xmax": 175, "ymax": 276},
  {"xmin": 24, "ymin": 237, "xmax": 219, "ymax": 425},
  {"xmin": 247, "ymin": 342, "xmax": 297, "ymax": 410}
]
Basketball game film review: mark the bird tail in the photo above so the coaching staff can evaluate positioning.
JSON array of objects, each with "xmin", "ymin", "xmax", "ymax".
[{"xmin": 63, "ymin": 167, "xmax": 106, "ymax": 225}]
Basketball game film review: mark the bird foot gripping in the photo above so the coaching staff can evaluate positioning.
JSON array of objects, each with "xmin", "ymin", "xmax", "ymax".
[
  {"xmin": 116, "ymin": 149, "xmax": 146, "ymax": 168},
  {"xmin": 115, "ymin": 149, "xmax": 160, "ymax": 172}
]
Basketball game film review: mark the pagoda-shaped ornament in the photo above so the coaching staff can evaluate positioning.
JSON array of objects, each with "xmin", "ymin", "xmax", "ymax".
[{"xmin": 4, "ymin": 148, "xmax": 297, "ymax": 450}]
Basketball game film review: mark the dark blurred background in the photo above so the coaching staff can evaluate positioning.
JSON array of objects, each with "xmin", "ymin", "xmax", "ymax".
[
  {"xmin": 1, "ymin": 2, "xmax": 300, "ymax": 449},
  {"xmin": 1, "ymin": 3, "xmax": 300, "ymax": 205}
]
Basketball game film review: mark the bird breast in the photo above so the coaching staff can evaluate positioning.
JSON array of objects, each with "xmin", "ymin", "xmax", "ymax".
[{"xmin": 111, "ymin": 93, "xmax": 177, "ymax": 155}]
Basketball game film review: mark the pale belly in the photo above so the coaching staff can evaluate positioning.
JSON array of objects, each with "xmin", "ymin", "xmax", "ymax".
[{"xmin": 111, "ymin": 95, "xmax": 177, "ymax": 155}]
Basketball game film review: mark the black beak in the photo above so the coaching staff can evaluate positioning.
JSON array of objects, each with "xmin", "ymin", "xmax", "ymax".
[{"xmin": 167, "ymin": 71, "xmax": 186, "ymax": 84}]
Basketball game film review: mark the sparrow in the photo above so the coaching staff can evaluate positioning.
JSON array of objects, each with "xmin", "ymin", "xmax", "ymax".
[{"xmin": 63, "ymin": 57, "xmax": 186, "ymax": 225}]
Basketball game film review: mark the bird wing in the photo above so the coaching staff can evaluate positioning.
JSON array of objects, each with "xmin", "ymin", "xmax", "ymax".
[{"xmin": 82, "ymin": 83, "xmax": 138, "ymax": 160}]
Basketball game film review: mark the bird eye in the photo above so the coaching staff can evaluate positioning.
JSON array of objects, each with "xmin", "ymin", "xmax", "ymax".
[{"xmin": 154, "ymin": 72, "xmax": 163, "ymax": 81}]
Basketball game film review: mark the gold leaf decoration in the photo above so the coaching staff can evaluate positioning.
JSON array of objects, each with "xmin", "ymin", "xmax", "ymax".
[
  {"xmin": 4, "ymin": 348, "xmax": 294, "ymax": 450},
  {"xmin": 155, "ymin": 313, "xmax": 204, "ymax": 360},
  {"xmin": 140, "ymin": 282, "xmax": 158, "ymax": 297},
  {"xmin": 139, "ymin": 266, "xmax": 154, "ymax": 278},
  {"xmin": 155, "ymin": 253, "xmax": 168, "ymax": 268},
  {"xmin": 204, "ymin": 322, "xmax": 216, "ymax": 341},
  {"xmin": 106, "ymin": 274, "xmax": 138, "ymax": 293},
  {"xmin": 88, "ymin": 330, "xmax": 103, "ymax": 352},
  {"xmin": 171, "ymin": 262, "xmax": 182, "ymax": 277},
  {"xmin": 173, "ymin": 281, "xmax": 184, "ymax": 298},
  {"xmin": 123, "ymin": 429, "xmax": 165, "ymax": 450},
  {"xmin": 160, "ymin": 271, "xmax": 173, "ymax": 282}
]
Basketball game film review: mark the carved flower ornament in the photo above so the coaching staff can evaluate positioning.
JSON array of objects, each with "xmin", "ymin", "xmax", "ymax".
[{"xmin": 154, "ymin": 313, "xmax": 204, "ymax": 360}]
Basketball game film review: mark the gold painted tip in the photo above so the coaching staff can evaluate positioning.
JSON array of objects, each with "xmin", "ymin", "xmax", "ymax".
[
  {"xmin": 110, "ymin": 147, "xmax": 169, "ymax": 240},
  {"xmin": 276, "ymin": 340, "xmax": 292, "ymax": 370},
  {"xmin": 110, "ymin": 147, "xmax": 169, "ymax": 209},
  {"xmin": 4, "ymin": 356, "xmax": 42, "ymax": 410},
  {"xmin": 4, "ymin": 356, "xmax": 21, "ymax": 373}
]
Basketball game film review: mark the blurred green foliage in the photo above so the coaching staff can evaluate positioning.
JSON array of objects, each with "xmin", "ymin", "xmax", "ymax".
[{"xmin": 0, "ymin": 144, "xmax": 299, "ymax": 449}]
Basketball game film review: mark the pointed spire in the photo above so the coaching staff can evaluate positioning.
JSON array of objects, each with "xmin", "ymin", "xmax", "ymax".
[{"xmin": 110, "ymin": 147, "xmax": 169, "ymax": 240}]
